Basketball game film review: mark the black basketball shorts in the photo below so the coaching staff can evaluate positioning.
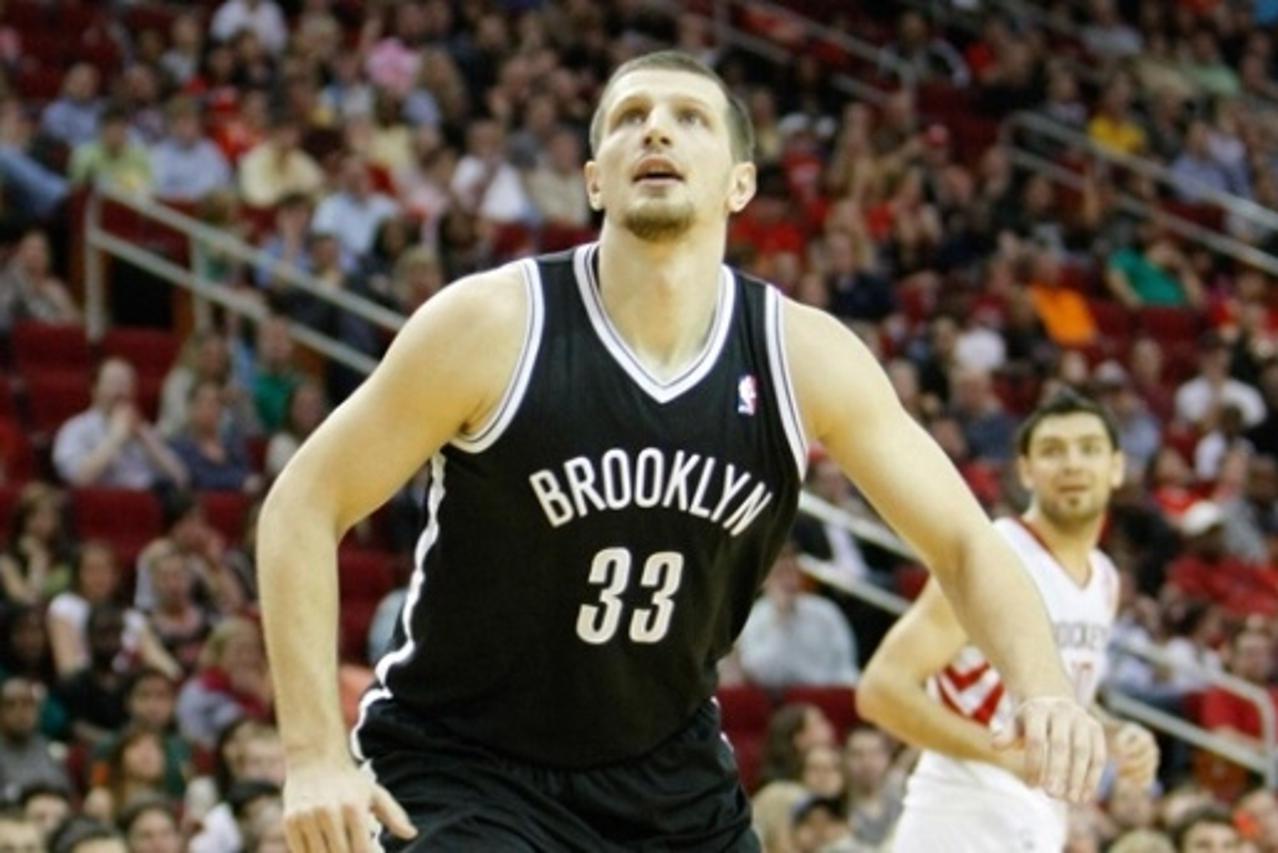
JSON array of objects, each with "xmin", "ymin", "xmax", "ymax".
[{"xmin": 357, "ymin": 699, "xmax": 760, "ymax": 852}]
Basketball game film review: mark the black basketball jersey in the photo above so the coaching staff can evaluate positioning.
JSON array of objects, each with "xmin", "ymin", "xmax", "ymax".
[{"xmin": 353, "ymin": 242, "xmax": 805, "ymax": 769}]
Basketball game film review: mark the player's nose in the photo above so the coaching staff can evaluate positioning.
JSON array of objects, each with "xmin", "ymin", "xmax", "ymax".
[{"xmin": 641, "ymin": 107, "xmax": 675, "ymax": 148}]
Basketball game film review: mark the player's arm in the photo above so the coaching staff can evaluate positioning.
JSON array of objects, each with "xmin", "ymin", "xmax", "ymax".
[
  {"xmin": 857, "ymin": 580, "xmax": 1026, "ymax": 777},
  {"xmin": 258, "ymin": 266, "xmax": 527, "ymax": 852},
  {"xmin": 784, "ymin": 299, "xmax": 1104, "ymax": 803}
]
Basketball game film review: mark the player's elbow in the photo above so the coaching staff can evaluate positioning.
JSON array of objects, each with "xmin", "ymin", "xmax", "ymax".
[{"xmin": 853, "ymin": 661, "xmax": 896, "ymax": 727}]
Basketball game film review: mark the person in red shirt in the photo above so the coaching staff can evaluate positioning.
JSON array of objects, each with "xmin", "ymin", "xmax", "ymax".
[{"xmin": 1198, "ymin": 626, "xmax": 1278, "ymax": 800}]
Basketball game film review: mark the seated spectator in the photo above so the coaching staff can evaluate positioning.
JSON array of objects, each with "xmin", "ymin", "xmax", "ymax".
[
  {"xmin": 149, "ymin": 97, "xmax": 232, "ymax": 202},
  {"xmin": 117, "ymin": 798, "xmax": 182, "ymax": 853},
  {"xmin": 39, "ymin": 64, "xmax": 103, "ymax": 148},
  {"xmin": 1199, "ymin": 627, "xmax": 1278, "ymax": 748},
  {"xmin": 0, "ymin": 813, "xmax": 43, "ymax": 853},
  {"xmin": 825, "ymin": 230, "xmax": 895, "ymax": 325},
  {"xmin": 800, "ymin": 743, "xmax": 846, "ymax": 801},
  {"xmin": 844, "ymin": 726, "xmax": 905, "ymax": 848},
  {"xmin": 389, "ymin": 246, "xmax": 443, "ymax": 313},
  {"xmin": 1107, "ymin": 829, "xmax": 1174, "ymax": 853},
  {"xmin": 264, "ymin": 378, "xmax": 327, "ymax": 479},
  {"xmin": 525, "ymin": 127, "xmax": 591, "ymax": 228},
  {"xmin": 254, "ymin": 193, "xmax": 314, "ymax": 292},
  {"xmin": 0, "ymin": 99, "xmax": 70, "ymax": 221},
  {"xmin": 1170, "ymin": 120, "xmax": 1235, "ymax": 204},
  {"xmin": 20, "ymin": 783, "xmax": 71, "ymax": 844},
  {"xmin": 0, "ymin": 677, "xmax": 69, "ymax": 802},
  {"xmin": 190, "ymin": 777, "xmax": 280, "ymax": 853},
  {"xmin": 311, "ymin": 156, "xmax": 399, "ymax": 260},
  {"xmin": 211, "ymin": 0, "xmax": 288, "ymax": 55},
  {"xmin": 48, "ymin": 817, "xmax": 127, "ymax": 853},
  {"xmin": 169, "ymin": 381, "xmax": 261, "ymax": 494},
  {"xmin": 1172, "ymin": 806, "xmax": 1241, "ymax": 851},
  {"xmin": 86, "ymin": 727, "xmax": 170, "ymax": 821},
  {"xmin": 758, "ymin": 703, "xmax": 837, "ymax": 788},
  {"xmin": 69, "ymin": 106, "xmax": 153, "ymax": 194},
  {"xmin": 1236, "ymin": 787, "xmax": 1278, "ymax": 852},
  {"xmin": 160, "ymin": 13, "xmax": 204, "ymax": 87},
  {"xmin": 1088, "ymin": 75, "xmax": 1147, "ymax": 156},
  {"xmin": 1026, "ymin": 249, "xmax": 1097, "ymax": 347},
  {"xmin": 1080, "ymin": 0, "xmax": 1143, "ymax": 62},
  {"xmin": 366, "ymin": 582, "xmax": 406, "ymax": 666},
  {"xmin": 237, "ymin": 116, "xmax": 323, "ymax": 208},
  {"xmin": 0, "ymin": 230, "xmax": 81, "ymax": 336},
  {"xmin": 738, "ymin": 544, "xmax": 859, "ymax": 690},
  {"xmin": 1175, "ymin": 339, "xmax": 1267, "ymax": 431},
  {"xmin": 1169, "ymin": 501, "xmax": 1278, "ymax": 615},
  {"xmin": 1106, "ymin": 224, "xmax": 1204, "ymax": 309},
  {"xmin": 450, "ymin": 118, "xmax": 532, "ymax": 224},
  {"xmin": 882, "ymin": 10, "xmax": 969, "ymax": 85},
  {"xmin": 751, "ymin": 781, "xmax": 806, "ymax": 852},
  {"xmin": 949, "ymin": 365, "xmax": 1016, "ymax": 462},
  {"xmin": 46, "ymin": 543, "xmax": 124, "ymax": 677},
  {"xmin": 175, "ymin": 618, "xmax": 272, "ymax": 751},
  {"xmin": 1221, "ymin": 455, "xmax": 1278, "ymax": 565},
  {"xmin": 1182, "ymin": 29, "xmax": 1240, "ymax": 98},
  {"xmin": 1095, "ymin": 363, "xmax": 1163, "ymax": 474},
  {"xmin": 138, "ymin": 541, "xmax": 210, "ymax": 672},
  {"xmin": 0, "ymin": 482, "xmax": 74, "ymax": 606},
  {"xmin": 250, "ymin": 317, "xmax": 305, "ymax": 435},
  {"xmin": 1194, "ymin": 404, "xmax": 1254, "ymax": 482},
  {"xmin": 0, "ymin": 608, "xmax": 64, "ymax": 739},
  {"xmin": 158, "ymin": 330, "xmax": 258, "ymax": 440},
  {"xmin": 53, "ymin": 359, "xmax": 188, "ymax": 490},
  {"xmin": 791, "ymin": 795, "xmax": 857, "ymax": 853},
  {"xmin": 92, "ymin": 669, "xmax": 191, "ymax": 804}
]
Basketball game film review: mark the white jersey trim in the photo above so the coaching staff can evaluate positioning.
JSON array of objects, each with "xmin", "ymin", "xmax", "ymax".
[
  {"xmin": 764, "ymin": 286, "xmax": 808, "ymax": 479},
  {"xmin": 573, "ymin": 242, "xmax": 735, "ymax": 405},
  {"xmin": 451, "ymin": 259, "xmax": 544, "ymax": 453},
  {"xmin": 350, "ymin": 453, "xmax": 448, "ymax": 760}
]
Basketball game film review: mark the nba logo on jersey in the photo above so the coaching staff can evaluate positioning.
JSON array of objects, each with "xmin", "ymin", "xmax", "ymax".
[{"xmin": 737, "ymin": 375, "xmax": 758, "ymax": 415}]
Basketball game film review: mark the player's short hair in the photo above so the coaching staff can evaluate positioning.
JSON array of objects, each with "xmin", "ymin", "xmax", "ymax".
[
  {"xmin": 1015, "ymin": 389, "xmax": 1120, "ymax": 457},
  {"xmin": 1172, "ymin": 805, "xmax": 1236, "ymax": 851},
  {"xmin": 588, "ymin": 50, "xmax": 755, "ymax": 162}
]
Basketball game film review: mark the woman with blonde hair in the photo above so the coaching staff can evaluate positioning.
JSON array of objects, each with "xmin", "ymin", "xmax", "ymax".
[{"xmin": 175, "ymin": 617, "xmax": 272, "ymax": 749}]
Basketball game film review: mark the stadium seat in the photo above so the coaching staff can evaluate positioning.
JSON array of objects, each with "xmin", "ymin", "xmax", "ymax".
[
  {"xmin": 199, "ymin": 490, "xmax": 252, "ymax": 545},
  {"xmin": 0, "ymin": 419, "xmax": 37, "ymax": 483},
  {"xmin": 23, "ymin": 370, "xmax": 91, "ymax": 436},
  {"xmin": 1138, "ymin": 307, "xmax": 1202, "ymax": 344},
  {"xmin": 727, "ymin": 734, "xmax": 764, "ymax": 793},
  {"xmin": 338, "ymin": 549, "xmax": 398, "ymax": 662},
  {"xmin": 11, "ymin": 323, "xmax": 91, "ymax": 373},
  {"xmin": 70, "ymin": 487, "xmax": 164, "ymax": 561},
  {"xmin": 780, "ymin": 685, "xmax": 860, "ymax": 740},
  {"xmin": 101, "ymin": 327, "xmax": 182, "ymax": 379},
  {"xmin": 716, "ymin": 684, "xmax": 774, "ymax": 740},
  {"xmin": 1088, "ymin": 297, "xmax": 1133, "ymax": 340},
  {"xmin": 0, "ymin": 483, "xmax": 20, "ymax": 546}
]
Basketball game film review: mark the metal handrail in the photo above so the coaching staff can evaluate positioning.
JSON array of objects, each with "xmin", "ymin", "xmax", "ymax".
[
  {"xmin": 82, "ymin": 191, "xmax": 391, "ymax": 374},
  {"xmin": 1006, "ymin": 147, "xmax": 1278, "ymax": 278},
  {"xmin": 1009, "ymin": 111, "xmax": 1278, "ymax": 234},
  {"xmin": 797, "ymin": 492, "xmax": 1278, "ymax": 785}
]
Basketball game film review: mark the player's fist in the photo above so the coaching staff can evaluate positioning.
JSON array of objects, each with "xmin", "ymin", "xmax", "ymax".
[
  {"xmin": 992, "ymin": 695, "xmax": 1107, "ymax": 805},
  {"xmin": 1111, "ymin": 722, "xmax": 1159, "ymax": 789},
  {"xmin": 283, "ymin": 760, "xmax": 416, "ymax": 853}
]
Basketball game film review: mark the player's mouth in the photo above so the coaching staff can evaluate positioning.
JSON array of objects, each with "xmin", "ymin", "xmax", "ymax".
[{"xmin": 632, "ymin": 157, "xmax": 684, "ymax": 185}]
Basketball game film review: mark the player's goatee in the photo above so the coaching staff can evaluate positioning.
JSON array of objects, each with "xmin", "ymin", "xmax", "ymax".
[{"xmin": 623, "ymin": 203, "xmax": 695, "ymax": 241}]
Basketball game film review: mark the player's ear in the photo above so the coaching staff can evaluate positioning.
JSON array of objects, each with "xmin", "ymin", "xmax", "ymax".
[
  {"xmin": 726, "ymin": 161, "xmax": 756, "ymax": 214},
  {"xmin": 1015, "ymin": 453, "xmax": 1033, "ymax": 492},
  {"xmin": 584, "ymin": 161, "xmax": 604, "ymax": 211},
  {"xmin": 1109, "ymin": 448, "xmax": 1126, "ymax": 489}
]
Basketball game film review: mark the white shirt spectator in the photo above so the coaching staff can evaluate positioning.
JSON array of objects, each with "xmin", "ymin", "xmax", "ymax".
[
  {"xmin": 211, "ymin": 0, "xmax": 288, "ymax": 54},
  {"xmin": 150, "ymin": 137, "xmax": 232, "ymax": 201},
  {"xmin": 312, "ymin": 190, "xmax": 399, "ymax": 258},
  {"xmin": 739, "ymin": 592, "xmax": 859, "ymax": 689},
  {"xmin": 1175, "ymin": 376, "xmax": 1266, "ymax": 428},
  {"xmin": 451, "ymin": 156, "xmax": 532, "ymax": 224}
]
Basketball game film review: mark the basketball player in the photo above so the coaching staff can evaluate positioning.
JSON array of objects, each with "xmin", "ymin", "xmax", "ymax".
[
  {"xmin": 858, "ymin": 391, "xmax": 1160, "ymax": 852},
  {"xmin": 259, "ymin": 52, "xmax": 1108, "ymax": 852}
]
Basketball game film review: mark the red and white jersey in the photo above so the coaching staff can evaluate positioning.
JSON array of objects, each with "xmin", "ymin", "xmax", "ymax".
[{"xmin": 900, "ymin": 517, "xmax": 1120, "ymax": 844}]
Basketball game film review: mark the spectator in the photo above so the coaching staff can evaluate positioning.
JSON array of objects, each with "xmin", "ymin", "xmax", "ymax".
[
  {"xmin": 1109, "ymin": 829, "xmax": 1175, "ymax": 853},
  {"xmin": 175, "ymin": 618, "xmax": 272, "ymax": 750},
  {"xmin": 1172, "ymin": 806, "xmax": 1242, "ymax": 851},
  {"xmin": 254, "ymin": 193, "xmax": 313, "ymax": 291},
  {"xmin": 92, "ymin": 669, "xmax": 191, "ymax": 802},
  {"xmin": 69, "ymin": 106, "xmax": 153, "ymax": 194},
  {"xmin": 1106, "ymin": 223, "xmax": 1205, "ymax": 309},
  {"xmin": 160, "ymin": 13, "xmax": 204, "ymax": 87},
  {"xmin": 45, "ymin": 543, "xmax": 124, "ymax": 677},
  {"xmin": 1081, "ymin": 0, "xmax": 1144, "ymax": 62},
  {"xmin": 790, "ymin": 795, "xmax": 858, "ymax": 853},
  {"xmin": 825, "ymin": 230, "xmax": 895, "ymax": 325},
  {"xmin": 1027, "ymin": 249, "xmax": 1097, "ymax": 347},
  {"xmin": 751, "ymin": 781, "xmax": 806, "ymax": 853},
  {"xmin": 138, "ymin": 540, "xmax": 210, "ymax": 672},
  {"xmin": 1199, "ymin": 627, "xmax": 1278, "ymax": 751},
  {"xmin": 117, "ymin": 799, "xmax": 181, "ymax": 853},
  {"xmin": 843, "ymin": 726, "xmax": 904, "ymax": 848},
  {"xmin": 450, "ymin": 118, "xmax": 532, "ymax": 224},
  {"xmin": 40, "ymin": 64, "xmax": 103, "ymax": 148},
  {"xmin": 211, "ymin": 0, "xmax": 288, "ymax": 55},
  {"xmin": 263, "ymin": 378, "xmax": 326, "ymax": 479},
  {"xmin": 0, "ymin": 812, "xmax": 42, "ymax": 853},
  {"xmin": 53, "ymin": 358, "xmax": 189, "ymax": 490},
  {"xmin": 949, "ymin": 366, "xmax": 1016, "ymax": 462},
  {"xmin": 0, "ymin": 677, "xmax": 69, "ymax": 802},
  {"xmin": 237, "ymin": 116, "xmax": 323, "ymax": 208},
  {"xmin": 1194, "ymin": 404, "xmax": 1253, "ymax": 482},
  {"xmin": 738, "ymin": 545, "xmax": 859, "ymax": 690},
  {"xmin": 1220, "ymin": 455, "xmax": 1278, "ymax": 565},
  {"xmin": 168, "ymin": 381, "xmax": 261, "ymax": 494},
  {"xmin": 0, "ymin": 608, "xmax": 63, "ymax": 732},
  {"xmin": 189, "ymin": 778, "xmax": 280, "ymax": 853},
  {"xmin": 0, "ymin": 99, "xmax": 70, "ymax": 221},
  {"xmin": 87, "ymin": 727, "xmax": 170, "ymax": 820},
  {"xmin": 149, "ymin": 97, "xmax": 232, "ymax": 202},
  {"xmin": 882, "ymin": 11, "xmax": 970, "ymax": 86},
  {"xmin": 1170, "ymin": 121, "xmax": 1234, "ymax": 204},
  {"xmin": 1088, "ymin": 75, "xmax": 1147, "ymax": 156},
  {"xmin": 759, "ymin": 703, "xmax": 837, "ymax": 787},
  {"xmin": 1236, "ymin": 787, "xmax": 1278, "ymax": 852},
  {"xmin": 20, "ymin": 784, "xmax": 70, "ymax": 844},
  {"xmin": 1182, "ymin": 29, "xmax": 1240, "ymax": 98},
  {"xmin": 524, "ymin": 127, "xmax": 591, "ymax": 228},
  {"xmin": 792, "ymin": 457, "xmax": 874, "ymax": 588},
  {"xmin": 1174, "ymin": 339, "xmax": 1267, "ymax": 430},
  {"xmin": 48, "ymin": 817, "xmax": 127, "ymax": 853},
  {"xmin": 389, "ymin": 246, "xmax": 443, "ymax": 313},
  {"xmin": 0, "ymin": 482, "xmax": 74, "ymax": 606},
  {"xmin": 310, "ymin": 156, "xmax": 398, "ymax": 259},
  {"xmin": 799, "ymin": 744, "xmax": 846, "ymax": 801},
  {"xmin": 0, "ymin": 230, "xmax": 80, "ymax": 336},
  {"xmin": 158, "ymin": 330, "xmax": 258, "ymax": 440}
]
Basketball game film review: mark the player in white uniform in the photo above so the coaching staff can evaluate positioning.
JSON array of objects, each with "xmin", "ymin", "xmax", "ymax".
[{"xmin": 858, "ymin": 391, "xmax": 1160, "ymax": 852}]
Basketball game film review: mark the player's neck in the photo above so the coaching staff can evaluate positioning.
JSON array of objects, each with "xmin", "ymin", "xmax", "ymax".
[
  {"xmin": 596, "ymin": 223, "xmax": 726, "ymax": 382},
  {"xmin": 1019, "ymin": 509, "xmax": 1099, "ymax": 585}
]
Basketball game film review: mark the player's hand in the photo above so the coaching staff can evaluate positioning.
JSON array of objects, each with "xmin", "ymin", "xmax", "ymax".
[
  {"xmin": 992, "ymin": 695, "xmax": 1106, "ymax": 804},
  {"xmin": 283, "ymin": 759, "xmax": 416, "ymax": 852},
  {"xmin": 1111, "ymin": 722, "xmax": 1159, "ymax": 789}
]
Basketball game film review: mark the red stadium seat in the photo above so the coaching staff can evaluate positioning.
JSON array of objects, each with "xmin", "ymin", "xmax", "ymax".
[
  {"xmin": 0, "ymin": 419, "xmax": 36, "ymax": 483},
  {"xmin": 727, "ymin": 734, "xmax": 764, "ymax": 793},
  {"xmin": 0, "ymin": 376, "xmax": 17, "ymax": 419},
  {"xmin": 23, "ymin": 370, "xmax": 91, "ymax": 436},
  {"xmin": 1139, "ymin": 307, "xmax": 1203, "ymax": 344},
  {"xmin": 780, "ymin": 685, "xmax": 860, "ymax": 741},
  {"xmin": 101, "ymin": 327, "xmax": 182, "ymax": 379},
  {"xmin": 11, "ymin": 323, "xmax": 91, "ymax": 373},
  {"xmin": 199, "ymin": 490, "xmax": 252, "ymax": 545},
  {"xmin": 0, "ymin": 483, "xmax": 20, "ymax": 546},
  {"xmin": 338, "ymin": 549, "xmax": 398, "ymax": 662},
  {"xmin": 1088, "ymin": 297, "xmax": 1133, "ymax": 340},
  {"xmin": 70, "ymin": 487, "xmax": 164, "ymax": 559},
  {"xmin": 716, "ymin": 685, "xmax": 774, "ymax": 739}
]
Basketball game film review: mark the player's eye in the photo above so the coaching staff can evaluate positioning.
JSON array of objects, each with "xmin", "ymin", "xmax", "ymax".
[
  {"xmin": 679, "ymin": 109, "xmax": 707, "ymax": 125},
  {"xmin": 617, "ymin": 108, "xmax": 646, "ymax": 126}
]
